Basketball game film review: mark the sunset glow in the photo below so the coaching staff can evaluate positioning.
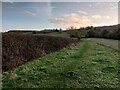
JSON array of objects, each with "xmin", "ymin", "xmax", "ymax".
[{"xmin": 2, "ymin": 2, "xmax": 118, "ymax": 31}]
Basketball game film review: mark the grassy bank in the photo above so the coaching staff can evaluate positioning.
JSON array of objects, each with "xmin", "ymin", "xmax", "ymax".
[{"xmin": 2, "ymin": 39, "xmax": 119, "ymax": 88}]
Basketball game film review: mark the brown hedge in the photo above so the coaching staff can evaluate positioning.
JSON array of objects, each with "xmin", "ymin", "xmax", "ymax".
[{"xmin": 2, "ymin": 33, "xmax": 78, "ymax": 71}]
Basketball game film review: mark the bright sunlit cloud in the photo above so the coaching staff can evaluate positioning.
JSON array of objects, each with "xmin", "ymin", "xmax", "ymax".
[
  {"xmin": 91, "ymin": 15, "xmax": 101, "ymax": 19},
  {"xmin": 105, "ymin": 16, "xmax": 110, "ymax": 19},
  {"xmin": 50, "ymin": 13, "xmax": 94, "ymax": 28}
]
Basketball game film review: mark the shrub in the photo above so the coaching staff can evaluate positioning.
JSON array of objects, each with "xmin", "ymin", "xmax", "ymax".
[{"xmin": 2, "ymin": 33, "xmax": 78, "ymax": 71}]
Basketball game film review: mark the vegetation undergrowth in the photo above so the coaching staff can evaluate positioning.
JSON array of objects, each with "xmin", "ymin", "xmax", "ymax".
[{"xmin": 2, "ymin": 39, "xmax": 119, "ymax": 88}]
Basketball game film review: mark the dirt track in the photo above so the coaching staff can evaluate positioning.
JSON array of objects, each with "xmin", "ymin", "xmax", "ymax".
[{"xmin": 86, "ymin": 38, "xmax": 119, "ymax": 51}]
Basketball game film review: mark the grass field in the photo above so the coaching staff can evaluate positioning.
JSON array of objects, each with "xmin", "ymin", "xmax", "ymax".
[
  {"xmin": 2, "ymin": 39, "xmax": 119, "ymax": 88},
  {"xmin": 87, "ymin": 38, "xmax": 119, "ymax": 51},
  {"xmin": 38, "ymin": 31, "xmax": 69, "ymax": 38}
]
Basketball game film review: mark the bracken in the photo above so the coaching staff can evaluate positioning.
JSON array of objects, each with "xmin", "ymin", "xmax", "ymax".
[{"xmin": 2, "ymin": 33, "xmax": 78, "ymax": 71}]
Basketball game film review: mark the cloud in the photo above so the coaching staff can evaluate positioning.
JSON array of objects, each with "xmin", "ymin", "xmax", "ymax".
[
  {"xmin": 25, "ymin": 10, "xmax": 36, "ymax": 16},
  {"xmin": 34, "ymin": 2, "xmax": 55, "ymax": 18},
  {"xmin": 46, "ymin": 2, "xmax": 53, "ymax": 17},
  {"xmin": 109, "ymin": 3, "xmax": 118, "ymax": 10},
  {"xmin": 91, "ymin": 15, "xmax": 101, "ymax": 19},
  {"xmin": 110, "ymin": 6, "xmax": 118, "ymax": 10},
  {"xmin": 105, "ymin": 16, "xmax": 110, "ymax": 19},
  {"xmin": 64, "ymin": 13, "xmax": 80, "ymax": 18},
  {"xmin": 50, "ymin": 13, "xmax": 94, "ymax": 28},
  {"xmin": 95, "ymin": 2, "xmax": 101, "ymax": 7},
  {"xmin": 89, "ymin": 4, "xmax": 92, "ymax": 7},
  {"xmin": 94, "ymin": 22, "xmax": 117, "ymax": 27},
  {"xmin": 78, "ymin": 10, "xmax": 87, "ymax": 15},
  {"xmin": 2, "ymin": 0, "xmax": 14, "ymax": 3}
]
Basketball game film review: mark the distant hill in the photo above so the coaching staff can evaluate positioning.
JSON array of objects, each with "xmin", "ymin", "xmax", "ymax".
[
  {"xmin": 95, "ymin": 24, "xmax": 120, "ymax": 31},
  {"xmin": 6, "ymin": 24, "xmax": 119, "ymax": 33},
  {"xmin": 7, "ymin": 29, "xmax": 61, "ymax": 34}
]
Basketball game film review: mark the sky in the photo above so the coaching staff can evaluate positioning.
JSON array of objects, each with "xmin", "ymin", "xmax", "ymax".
[{"xmin": 2, "ymin": 2, "xmax": 118, "ymax": 31}]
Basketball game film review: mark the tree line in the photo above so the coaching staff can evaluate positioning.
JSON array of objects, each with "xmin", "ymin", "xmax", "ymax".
[{"xmin": 67, "ymin": 25, "xmax": 120, "ymax": 40}]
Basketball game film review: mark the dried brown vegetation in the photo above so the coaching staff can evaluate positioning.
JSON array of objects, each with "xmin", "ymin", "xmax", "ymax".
[{"xmin": 2, "ymin": 33, "xmax": 78, "ymax": 71}]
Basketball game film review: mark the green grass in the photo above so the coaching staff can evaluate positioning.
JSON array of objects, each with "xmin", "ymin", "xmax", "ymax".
[
  {"xmin": 39, "ymin": 32, "xmax": 70, "ymax": 38},
  {"xmin": 2, "ymin": 39, "xmax": 119, "ymax": 88},
  {"xmin": 48, "ymin": 32, "xmax": 69, "ymax": 37}
]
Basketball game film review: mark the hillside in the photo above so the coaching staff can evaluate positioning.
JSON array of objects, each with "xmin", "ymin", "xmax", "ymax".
[{"xmin": 95, "ymin": 24, "xmax": 119, "ymax": 31}]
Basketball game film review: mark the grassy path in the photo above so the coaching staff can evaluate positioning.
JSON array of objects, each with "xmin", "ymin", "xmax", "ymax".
[{"xmin": 2, "ymin": 39, "xmax": 119, "ymax": 88}]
